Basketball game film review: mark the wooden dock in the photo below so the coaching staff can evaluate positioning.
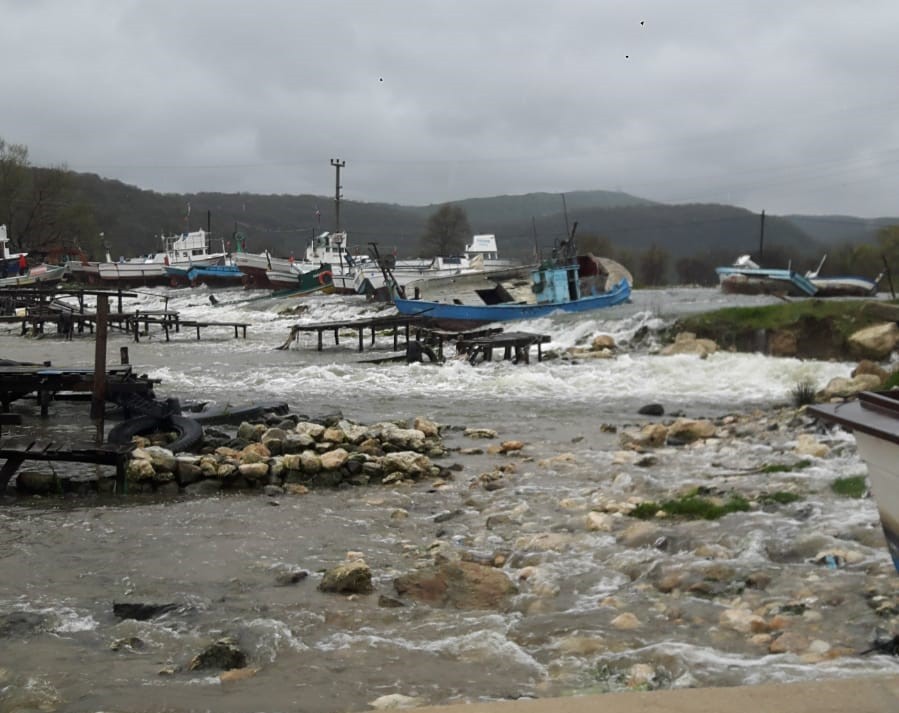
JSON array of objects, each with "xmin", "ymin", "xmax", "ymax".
[
  {"xmin": 279, "ymin": 314, "xmax": 424, "ymax": 352},
  {"xmin": 0, "ymin": 363, "xmax": 158, "ymax": 415},
  {"xmin": 455, "ymin": 331, "xmax": 552, "ymax": 364},
  {"xmin": 0, "ymin": 442, "xmax": 132, "ymax": 493}
]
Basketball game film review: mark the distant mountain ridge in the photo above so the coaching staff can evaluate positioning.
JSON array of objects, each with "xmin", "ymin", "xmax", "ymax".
[
  {"xmin": 61, "ymin": 170, "xmax": 894, "ymax": 266},
  {"xmin": 782, "ymin": 214, "xmax": 899, "ymax": 246}
]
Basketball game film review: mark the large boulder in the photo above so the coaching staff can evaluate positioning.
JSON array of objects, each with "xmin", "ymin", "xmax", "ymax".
[
  {"xmin": 318, "ymin": 559, "xmax": 373, "ymax": 594},
  {"xmin": 666, "ymin": 418, "xmax": 717, "ymax": 442},
  {"xmin": 848, "ymin": 322, "xmax": 899, "ymax": 360},
  {"xmin": 393, "ymin": 561, "xmax": 517, "ymax": 610},
  {"xmin": 188, "ymin": 637, "xmax": 248, "ymax": 671},
  {"xmin": 818, "ymin": 373, "xmax": 883, "ymax": 400},
  {"xmin": 659, "ymin": 332, "xmax": 718, "ymax": 358}
]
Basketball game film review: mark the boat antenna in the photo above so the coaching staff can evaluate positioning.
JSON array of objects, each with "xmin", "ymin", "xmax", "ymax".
[
  {"xmin": 531, "ymin": 217, "xmax": 539, "ymax": 262},
  {"xmin": 561, "ymin": 193, "xmax": 571, "ymax": 239}
]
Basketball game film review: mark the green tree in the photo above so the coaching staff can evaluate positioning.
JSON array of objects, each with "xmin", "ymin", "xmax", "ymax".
[
  {"xmin": 637, "ymin": 243, "xmax": 669, "ymax": 286},
  {"xmin": 675, "ymin": 255, "xmax": 715, "ymax": 285},
  {"xmin": 420, "ymin": 204, "xmax": 471, "ymax": 257},
  {"xmin": 576, "ymin": 232, "xmax": 615, "ymax": 259}
]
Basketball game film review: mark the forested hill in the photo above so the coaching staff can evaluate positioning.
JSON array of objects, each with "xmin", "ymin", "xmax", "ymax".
[
  {"xmin": 783, "ymin": 214, "xmax": 899, "ymax": 247},
  {"xmin": 63, "ymin": 170, "xmax": 881, "ymax": 270}
]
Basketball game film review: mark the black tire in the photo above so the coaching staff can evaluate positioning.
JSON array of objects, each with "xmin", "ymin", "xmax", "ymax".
[
  {"xmin": 107, "ymin": 415, "xmax": 203, "ymax": 453},
  {"xmin": 185, "ymin": 400, "xmax": 289, "ymax": 425}
]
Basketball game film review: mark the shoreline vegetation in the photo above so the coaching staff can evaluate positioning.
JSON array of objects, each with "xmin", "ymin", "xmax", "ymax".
[{"xmin": 670, "ymin": 298, "xmax": 899, "ymax": 362}]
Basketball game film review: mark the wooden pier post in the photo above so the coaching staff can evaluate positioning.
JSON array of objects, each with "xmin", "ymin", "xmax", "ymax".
[{"xmin": 91, "ymin": 294, "xmax": 109, "ymax": 445}]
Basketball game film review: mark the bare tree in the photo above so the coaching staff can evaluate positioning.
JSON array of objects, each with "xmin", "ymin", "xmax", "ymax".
[
  {"xmin": 0, "ymin": 137, "xmax": 98, "ymax": 257},
  {"xmin": 420, "ymin": 204, "xmax": 471, "ymax": 257}
]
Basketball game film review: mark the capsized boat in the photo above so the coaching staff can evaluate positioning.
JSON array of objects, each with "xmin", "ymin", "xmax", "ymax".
[
  {"xmin": 805, "ymin": 255, "xmax": 881, "ymax": 297},
  {"xmin": 808, "ymin": 391, "xmax": 899, "ymax": 574},
  {"xmin": 715, "ymin": 255, "xmax": 818, "ymax": 296},
  {"xmin": 391, "ymin": 223, "xmax": 632, "ymax": 329}
]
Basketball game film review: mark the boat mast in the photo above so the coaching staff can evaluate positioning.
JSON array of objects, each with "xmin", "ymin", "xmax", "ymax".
[{"xmin": 331, "ymin": 158, "xmax": 345, "ymax": 233}]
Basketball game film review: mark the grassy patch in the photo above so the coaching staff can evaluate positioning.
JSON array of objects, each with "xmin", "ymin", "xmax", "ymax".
[
  {"xmin": 831, "ymin": 475, "xmax": 868, "ymax": 498},
  {"xmin": 881, "ymin": 374, "xmax": 899, "ymax": 390},
  {"xmin": 790, "ymin": 380, "xmax": 817, "ymax": 407},
  {"xmin": 630, "ymin": 494, "xmax": 750, "ymax": 520},
  {"xmin": 676, "ymin": 300, "xmax": 880, "ymax": 338},
  {"xmin": 758, "ymin": 491, "xmax": 803, "ymax": 505}
]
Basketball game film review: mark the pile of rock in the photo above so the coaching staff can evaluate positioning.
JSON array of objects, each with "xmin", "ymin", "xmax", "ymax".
[{"xmin": 124, "ymin": 413, "xmax": 451, "ymax": 495}]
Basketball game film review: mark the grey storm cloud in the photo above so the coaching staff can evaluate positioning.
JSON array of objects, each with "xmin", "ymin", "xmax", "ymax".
[{"xmin": 2, "ymin": 0, "xmax": 899, "ymax": 216}]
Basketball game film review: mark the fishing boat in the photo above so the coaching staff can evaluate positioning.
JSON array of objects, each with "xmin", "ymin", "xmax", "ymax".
[
  {"xmin": 97, "ymin": 229, "xmax": 226, "ymax": 287},
  {"xmin": 0, "ymin": 224, "xmax": 28, "ymax": 278},
  {"xmin": 809, "ymin": 392, "xmax": 899, "ymax": 574},
  {"xmin": 268, "ymin": 262, "xmax": 335, "ymax": 297},
  {"xmin": 232, "ymin": 250, "xmax": 296, "ymax": 288},
  {"xmin": 804, "ymin": 255, "xmax": 881, "ymax": 297},
  {"xmin": 0, "ymin": 263, "xmax": 67, "ymax": 288},
  {"xmin": 715, "ymin": 255, "xmax": 818, "ymax": 296},
  {"xmin": 391, "ymin": 223, "xmax": 632, "ymax": 329},
  {"xmin": 289, "ymin": 231, "xmax": 365, "ymax": 293},
  {"xmin": 352, "ymin": 234, "xmax": 520, "ymax": 298},
  {"xmin": 165, "ymin": 262, "xmax": 244, "ymax": 288}
]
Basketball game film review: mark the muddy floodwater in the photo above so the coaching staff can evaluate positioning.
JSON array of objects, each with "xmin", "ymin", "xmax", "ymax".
[{"xmin": 0, "ymin": 287, "xmax": 897, "ymax": 713}]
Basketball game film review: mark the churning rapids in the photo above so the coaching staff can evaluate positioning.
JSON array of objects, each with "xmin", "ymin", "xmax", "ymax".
[{"xmin": 0, "ymin": 286, "xmax": 897, "ymax": 713}]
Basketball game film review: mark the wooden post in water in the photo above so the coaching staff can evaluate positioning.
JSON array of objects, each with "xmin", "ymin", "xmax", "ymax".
[{"xmin": 91, "ymin": 294, "xmax": 109, "ymax": 445}]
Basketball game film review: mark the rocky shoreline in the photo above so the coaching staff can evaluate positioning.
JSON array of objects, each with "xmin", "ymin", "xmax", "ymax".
[{"xmin": 17, "ymin": 398, "xmax": 889, "ymax": 694}]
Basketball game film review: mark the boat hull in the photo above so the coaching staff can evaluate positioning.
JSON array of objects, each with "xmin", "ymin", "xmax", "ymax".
[
  {"xmin": 0, "ymin": 264, "xmax": 67, "ymax": 288},
  {"xmin": 268, "ymin": 263, "xmax": 335, "ymax": 297},
  {"xmin": 809, "ymin": 277, "xmax": 879, "ymax": 297},
  {"xmin": 853, "ymin": 431, "xmax": 899, "ymax": 573},
  {"xmin": 716, "ymin": 267, "xmax": 818, "ymax": 296},
  {"xmin": 809, "ymin": 392, "xmax": 899, "ymax": 574},
  {"xmin": 393, "ymin": 278, "xmax": 631, "ymax": 329}
]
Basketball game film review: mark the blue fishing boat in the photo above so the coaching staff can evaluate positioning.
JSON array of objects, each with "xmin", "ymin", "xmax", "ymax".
[
  {"xmin": 165, "ymin": 263, "xmax": 244, "ymax": 288},
  {"xmin": 390, "ymin": 223, "xmax": 632, "ymax": 329}
]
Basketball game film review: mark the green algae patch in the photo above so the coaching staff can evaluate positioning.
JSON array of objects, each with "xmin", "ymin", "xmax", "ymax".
[
  {"xmin": 831, "ymin": 475, "xmax": 868, "ymax": 499},
  {"xmin": 630, "ymin": 494, "xmax": 751, "ymax": 520}
]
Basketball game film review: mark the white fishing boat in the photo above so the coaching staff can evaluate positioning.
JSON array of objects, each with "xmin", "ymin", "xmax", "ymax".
[
  {"xmin": 809, "ymin": 392, "xmax": 899, "ymax": 574},
  {"xmin": 0, "ymin": 263, "xmax": 67, "ymax": 288},
  {"xmin": 353, "ymin": 234, "xmax": 520, "ymax": 299},
  {"xmin": 0, "ymin": 224, "xmax": 28, "ymax": 278},
  {"xmin": 288, "ymin": 231, "xmax": 365, "ymax": 293},
  {"xmin": 97, "ymin": 229, "xmax": 226, "ymax": 287}
]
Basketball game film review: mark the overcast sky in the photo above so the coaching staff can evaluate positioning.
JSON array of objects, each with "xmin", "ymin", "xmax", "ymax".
[{"xmin": 3, "ymin": 0, "xmax": 899, "ymax": 217}]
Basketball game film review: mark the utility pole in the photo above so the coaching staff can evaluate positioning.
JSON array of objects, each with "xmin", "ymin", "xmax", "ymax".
[
  {"xmin": 759, "ymin": 209, "xmax": 766, "ymax": 261},
  {"xmin": 330, "ymin": 158, "xmax": 345, "ymax": 233}
]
